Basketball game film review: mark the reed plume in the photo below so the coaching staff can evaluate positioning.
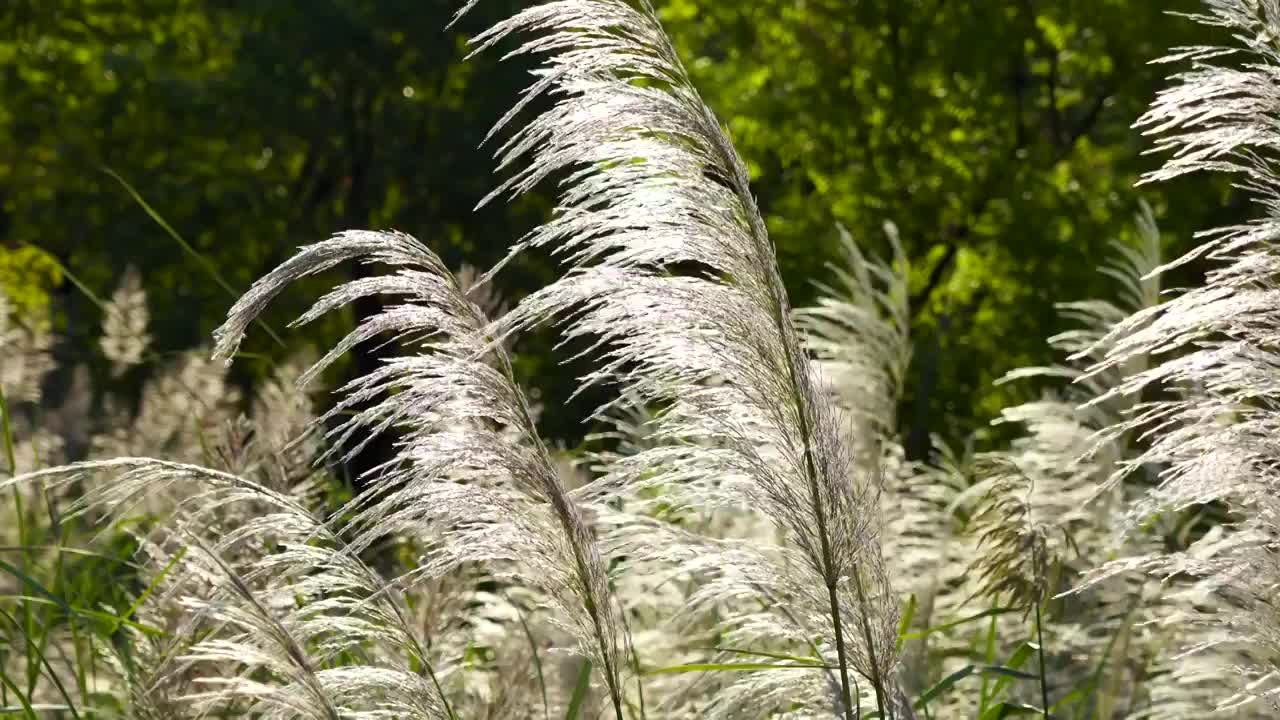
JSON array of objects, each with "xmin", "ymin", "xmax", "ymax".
[
  {"xmin": 212, "ymin": 230, "xmax": 627, "ymax": 716},
  {"xmin": 100, "ymin": 265, "xmax": 151, "ymax": 374},
  {"xmin": 452, "ymin": 1, "xmax": 904, "ymax": 716},
  {"xmin": 1074, "ymin": 1, "xmax": 1280, "ymax": 711},
  {"xmin": 6, "ymin": 458, "xmax": 453, "ymax": 719}
]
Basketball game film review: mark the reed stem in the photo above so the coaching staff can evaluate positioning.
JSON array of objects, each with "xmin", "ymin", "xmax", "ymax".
[{"xmin": 1034, "ymin": 600, "xmax": 1050, "ymax": 719}]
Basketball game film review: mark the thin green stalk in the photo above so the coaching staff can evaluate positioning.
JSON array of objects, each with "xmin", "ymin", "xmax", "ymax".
[
  {"xmin": 516, "ymin": 606, "xmax": 550, "ymax": 720},
  {"xmin": 113, "ymin": 548, "xmax": 186, "ymax": 634},
  {"xmin": 1034, "ymin": 601, "xmax": 1050, "ymax": 719},
  {"xmin": 618, "ymin": 603, "xmax": 647, "ymax": 720},
  {"xmin": 52, "ymin": 515, "xmax": 88, "ymax": 713},
  {"xmin": 1, "ymin": 389, "xmax": 36, "ymax": 701},
  {"xmin": 41, "ymin": 249, "xmax": 277, "ymax": 381},
  {"xmin": 1082, "ymin": 593, "xmax": 1140, "ymax": 719},
  {"xmin": 782, "ymin": 260, "xmax": 870, "ymax": 720},
  {"xmin": 853, "ymin": 673, "xmax": 862, "ymax": 720},
  {"xmin": 978, "ymin": 606, "xmax": 1000, "ymax": 711},
  {"xmin": 34, "ymin": 255, "xmax": 106, "ymax": 310},
  {"xmin": 0, "ymin": 668, "xmax": 36, "ymax": 719},
  {"xmin": 0, "ymin": 609, "xmax": 81, "ymax": 720},
  {"xmin": 21, "ymin": 417, "xmax": 60, "ymax": 702},
  {"xmin": 1, "ymin": 386, "xmax": 15, "ymax": 474},
  {"xmin": 101, "ymin": 166, "xmax": 286, "ymax": 348}
]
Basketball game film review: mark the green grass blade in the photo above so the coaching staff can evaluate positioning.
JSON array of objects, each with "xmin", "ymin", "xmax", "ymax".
[
  {"xmin": 978, "ymin": 604, "xmax": 1001, "ymax": 713},
  {"xmin": 0, "ymin": 547, "xmax": 141, "ymax": 570},
  {"xmin": 977, "ymin": 661, "xmax": 1039, "ymax": 676},
  {"xmin": 516, "ymin": 606, "xmax": 549, "ymax": 720},
  {"xmin": 1052, "ymin": 594, "xmax": 1139, "ymax": 715},
  {"xmin": 102, "ymin": 167, "xmax": 286, "ymax": 348},
  {"xmin": 978, "ymin": 702, "xmax": 1041, "ymax": 719},
  {"xmin": 0, "ymin": 560, "xmax": 70, "ymax": 614},
  {"xmin": 882, "ymin": 663, "xmax": 1040, "ymax": 720},
  {"xmin": 915, "ymin": 664, "xmax": 975, "ymax": 709},
  {"xmin": 980, "ymin": 666, "xmax": 1038, "ymax": 681},
  {"xmin": 0, "ymin": 388, "xmax": 15, "ymax": 476},
  {"xmin": 619, "ymin": 608, "xmax": 646, "ymax": 720},
  {"xmin": 902, "ymin": 607, "xmax": 1017, "ymax": 641},
  {"xmin": 0, "ymin": 667, "xmax": 36, "ymax": 719},
  {"xmin": 978, "ymin": 642, "xmax": 1038, "ymax": 716},
  {"xmin": 563, "ymin": 659, "xmax": 592, "ymax": 720},
  {"xmin": 114, "ymin": 547, "xmax": 185, "ymax": 633},
  {"xmin": 28, "ymin": 254, "xmax": 106, "ymax": 311},
  {"xmin": 897, "ymin": 593, "xmax": 918, "ymax": 652},
  {"xmin": 646, "ymin": 661, "xmax": 833, "ymax": 675},
  {"xmin": 0, "ymin": 609, "xmax": 81, "ymax": 720},
  {"xmin": 0, "ymin": 389, "xmax": 36, "ymax": 706},
  {"xmin": 0, "ymin": 596, "xmax": 161, "ymax": 636},
  {"xmin": 698, "ymin": 647, "xmax": 826, "ymax": 665}
]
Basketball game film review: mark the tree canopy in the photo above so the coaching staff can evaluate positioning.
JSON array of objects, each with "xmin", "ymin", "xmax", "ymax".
[{"xmin": 1, "ymin": 0, "xmax": 1235, "ymax": 455}]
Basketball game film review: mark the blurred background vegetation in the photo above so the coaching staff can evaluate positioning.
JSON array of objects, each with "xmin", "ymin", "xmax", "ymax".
[{"xmin": 1, "ymin": 0, "xmax": 1229, "ymax": 463}]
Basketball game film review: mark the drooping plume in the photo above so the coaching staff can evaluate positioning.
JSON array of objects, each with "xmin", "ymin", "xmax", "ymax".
[
  {"xmin": 212, "ymin": 230, "xmax": 627, "ymax": 716},
  {"xmin": 1076, "ymin": 1, "xmax": 1280, "ymax": 712},
  {"xmin": 454, "ymin": 1, "xmax": 903, "ymax": 716},
  {"xmin": 5, "ymin": 458, "xmax": 453, "ymax": 719}
]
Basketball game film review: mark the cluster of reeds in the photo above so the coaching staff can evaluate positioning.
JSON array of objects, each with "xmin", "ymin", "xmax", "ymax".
[{"xmin": 4, "ymin": 0, "xmax": 1280, "ymax": 717}]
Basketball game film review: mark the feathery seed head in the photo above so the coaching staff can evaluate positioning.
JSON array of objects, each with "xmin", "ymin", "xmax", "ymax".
[{"xmin": 453, "ymin": 1, "xmax": 903, "ymax": 713}]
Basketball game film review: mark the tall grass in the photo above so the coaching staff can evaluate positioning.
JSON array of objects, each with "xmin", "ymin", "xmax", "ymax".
[{"xmin": 3, "ymin": 0, "xmax": 1280, "ymax": 717}]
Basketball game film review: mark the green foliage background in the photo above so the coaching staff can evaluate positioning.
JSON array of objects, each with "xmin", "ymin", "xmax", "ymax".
[{"xmin": 0, "ymin": 0, "xmax": 1235, "ymax": 456}]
